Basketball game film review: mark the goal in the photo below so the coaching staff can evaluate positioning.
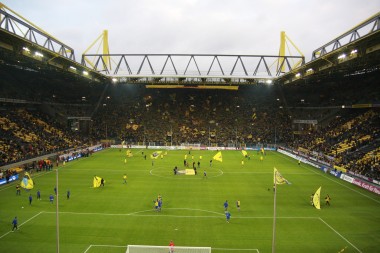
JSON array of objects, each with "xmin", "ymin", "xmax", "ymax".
[
  {"xmin": 180, "ymin": 143, "xmax": 201, "ymax": 150},
  {"xmin": 126, "ymin": 245, "xmax": 211, "ymax": 253}
]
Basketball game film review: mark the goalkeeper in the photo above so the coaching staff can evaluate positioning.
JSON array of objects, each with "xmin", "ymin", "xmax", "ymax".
[{"xmin": 169, "ymin": 240, "xmax": 175, "ymax": 253}]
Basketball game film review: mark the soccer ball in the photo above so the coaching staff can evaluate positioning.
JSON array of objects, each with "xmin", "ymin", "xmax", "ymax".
[{"xmin": 21, "ymin": 206, "xmax": 24, "ymax": 208}]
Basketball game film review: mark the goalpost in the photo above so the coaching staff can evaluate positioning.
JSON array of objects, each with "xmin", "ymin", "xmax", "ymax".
[
  {"xmin": 126, "ymin": 245, "xmax": 211, "ymax": 253},
  {"xmin": 180, "ymin": 143, "xmax": 201, "ymax": 150}
]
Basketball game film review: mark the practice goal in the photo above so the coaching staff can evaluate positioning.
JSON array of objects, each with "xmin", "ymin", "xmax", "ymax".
[{"xmin": 126, "ymin": 245, "xmax": 211, "ymax": 253}]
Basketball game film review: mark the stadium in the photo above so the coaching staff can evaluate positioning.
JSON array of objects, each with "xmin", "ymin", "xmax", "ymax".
[{"xmin": 0, "ymin": 2, "xmax": 380, "ymax": 253}]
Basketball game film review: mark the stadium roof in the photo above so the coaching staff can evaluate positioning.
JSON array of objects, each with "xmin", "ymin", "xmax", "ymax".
[
  {"xmin": 275, "ymin": 12, "xmax": 380, "ymax": 85},
  {"xmin": 0, "ymin": 4, "xmax": 379, "ymax": 87}
]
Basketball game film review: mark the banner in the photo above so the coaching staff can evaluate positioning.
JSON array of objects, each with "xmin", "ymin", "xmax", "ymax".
[
  {"xmin": 313, "ymin": 187, "xmax": 321, "ymax": 210},
  {"xmin": 274, "ymin": 168, "xmax": 290, "ymax": 185},
  {"xmin": 150, "ymin": 151, "xmax": 162, "ymax": 159},
  {"xmin": 93, "ymin": 176, "xmax": 103, "ymax": 188},
  {"xmin": 0, "ymin": 174, "xmax": 19, "ymax": 185},
  {"xmin": 213, "ymin": 151, "xmax": 223, "ymax": 162},
  {"xmin": 352, "ymin": 178, "xmax": 380, "ymax": 195},
  {"xmin": 20, "ymin": 172, "xmax": 34, "ymax": 190}
]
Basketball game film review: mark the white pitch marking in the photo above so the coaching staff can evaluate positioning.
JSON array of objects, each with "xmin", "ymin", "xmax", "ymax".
[
  {"xmin": 213, "ymin": 248, "xmax": 260, "ymax": 252},
  {"xmin": 0, "ymin": 171, "xmax": 53, "ymax": 192},
  {"xmin": 0, "ymin": 211, "xmax": 44, "ymax": 239},
  {"xmin": 150, "ymin": 168, "xmax": 223, "ymax": 179},
  {"xmin": 319, "ymin": 217, "xmax": 362, "ymax": 253},
  {"xmin": 274, "ymin": 152, "xmax": 380, "ymax": 204},
  {"xmin": 83, "ymin": 244, "xmax": 127, "ymax": 253},
  {"xmin": 0, "ymin": 155, "xmax": 88, "ymax": 193},
  {"xmin": 43, "ymin": 208, "xmax": 319, "ymax": 220}
]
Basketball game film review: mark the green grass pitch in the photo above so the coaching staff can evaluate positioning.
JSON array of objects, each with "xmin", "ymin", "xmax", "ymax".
[{"xmin": 0, "ymin": 149, "xmax": 379, "ymax": 253}]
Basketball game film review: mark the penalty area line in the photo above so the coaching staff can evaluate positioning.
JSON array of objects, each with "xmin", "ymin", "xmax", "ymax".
[
  {"xmin": 319, "ymin": 217, "xmax": 362, "ymax": 253},
  {"xmin": 84, "ymin": 244, "xmax": 127, "ymax": 253},
  {"xmin": 213, "ymin": 248, "xmax": 260, "ymax": 252},
  {"xmin": 84, "ymin": 245, "xmax": 259, "ymax": 253}
]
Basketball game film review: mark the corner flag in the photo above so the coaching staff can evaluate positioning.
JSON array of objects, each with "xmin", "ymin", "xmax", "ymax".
[
  {"xmin": 20, "ymin": 172, "xmax": 34, "ymax": 190},
  {"xmin": 273, "ymin": 167, "xmax": 290, "ymax": 185},
  {"xmin": 313, "ymin": 186, "xmax": 321, "ymax": 209},
  {"xmin": 213, "ymin": 151, "xmax": 223, "ymax": 162}
]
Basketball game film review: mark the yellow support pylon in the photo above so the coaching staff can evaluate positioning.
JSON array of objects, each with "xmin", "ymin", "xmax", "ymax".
[
  {"xmin": 83, "ymin": 30, "xmax": 111, "ymax": 71},
  {"xmin": 0, "ymin": 4, "xmax": 4, "ymax": 23},
  {"xmin": 277, "ymin": 31, "xmax": 304, "ymax": 73}
]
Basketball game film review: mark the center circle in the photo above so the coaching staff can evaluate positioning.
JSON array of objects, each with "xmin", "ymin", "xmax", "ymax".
[{"xmin": 150, "ymin": 166, "xmax": 224, "ymax": 179}]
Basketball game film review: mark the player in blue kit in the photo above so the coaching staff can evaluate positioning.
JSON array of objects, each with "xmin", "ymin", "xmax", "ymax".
[
  {"xmin": 224, "ymin": 200, "xmax": 228, "ymax": 211},
  {"xmin": 225, "ymin": 211, "xmax": 231, "ymax": 223},
  {"xmin": 29, "ymin": 194, "xmax": 32, "ymax": 205},
  {"xmin": 158, "ymin": 198, "xmax": 162, "ymax": 212},
  {"xmin": 12, "ymin": 217, "xmax": 18, "ymax": 231}
]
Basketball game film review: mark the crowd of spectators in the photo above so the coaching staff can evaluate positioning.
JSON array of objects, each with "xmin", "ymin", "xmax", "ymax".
[
  {"xmin": 91, "ymin": 86, "xmax": 294, "ymax": 147},
  {"xmin": 0, "ymin": 106, "xmax": 89, "ymax": 166},
  {"xmin": 288, "ymin": 108, "xmax": 380, "ymax": 179},
  {"xmin": 0, "ymin": 66, "xmax": 379, "ymax": 181},
  {"xmin": 0, "ymin": 168, "xmax": 17, "ymax": 180}
]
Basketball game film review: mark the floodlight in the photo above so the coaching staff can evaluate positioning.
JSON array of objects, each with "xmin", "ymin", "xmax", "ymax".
[
  {"xmin": 69, "ymin": 66, "xmax": 77, "ymax": 70},
  {"xmin": 83, "ymin": 71, "xmax": 89, "ymax": 75},
  {"xmin": 338, "ymin": 54, "xmax": 346, "ymax": 59},
  {"xmin": 35, "ymin": 52, "xmax": 43, "ymax": 57},
  {"xmin": 22, "ymin": 47, "xmax": 30, "ymax": 52},
  {"xmin": 295, "ymin": 73, "xmax": 301, "ymax": 78}
]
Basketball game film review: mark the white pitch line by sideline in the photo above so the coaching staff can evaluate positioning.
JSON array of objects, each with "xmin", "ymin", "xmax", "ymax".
[{"xmin": 0, "ymin": 211, "xmax": 44, "ymax": 239}]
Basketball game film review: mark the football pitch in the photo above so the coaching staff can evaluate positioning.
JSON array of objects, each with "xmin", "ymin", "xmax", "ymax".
[{"xmin": 0, "ymin": 149, "xmax": 379, "ymax": 253}]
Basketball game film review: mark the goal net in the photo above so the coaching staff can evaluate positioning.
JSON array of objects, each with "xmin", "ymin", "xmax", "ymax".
[
  {"xmin": 126, "ymin": 245, "xmax": 211, "ymax": 253},
  {"xmin": 180, "ymin": 143, "xmax": 201, "ymax": 150}
]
